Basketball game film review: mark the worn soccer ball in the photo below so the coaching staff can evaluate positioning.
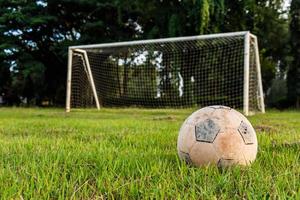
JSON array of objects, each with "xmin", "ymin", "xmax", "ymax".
[{"xmin": 177, "ymin": 105, "xmax": 258, "ymax": 167}]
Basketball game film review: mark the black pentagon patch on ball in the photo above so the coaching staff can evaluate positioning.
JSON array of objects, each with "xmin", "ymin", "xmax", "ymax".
[
  {"xmin": 217, "ymin": 158, "xmax": 236, "ymax": 168},
  {"xmin": 179, "ymin": 151, "xmax": 192, "ymax": 164},
  {"xmin": 238, "ymin": 121, "xmax": 254, "ymax": 144},
  {"xmin": 195, "ymin": 119, "xmax": 220, "ymax": 143}
]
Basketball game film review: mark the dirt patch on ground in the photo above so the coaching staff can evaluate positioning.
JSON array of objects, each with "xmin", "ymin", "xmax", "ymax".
[
  {"xmin": 281, "ymin": 141, "xmax": 300, "ymax": 147},
  {"xmin": 254, "ymin": 124, "xmax": 276, "ymax": 133},
  {"xmin": 152, "ymin": 116, "xmax": 177, "ymax": 121},
  {"xmin": 271, "ymin": 140, "xmax": 300, "ymax": 148}
]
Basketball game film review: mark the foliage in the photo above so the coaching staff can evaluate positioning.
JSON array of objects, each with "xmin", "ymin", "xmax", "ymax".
[
  {"xmin": 0, "ymin": 0, "xmax": 295, "ymax": 107},
  {"xmin": 223, "ymin": 0, "xmax": 289, "ymax": 94},
  {"xmin": 266, "ymin": 78, "xmax": 288, "ymax": 108},
  {"xmin": 287, "ymin": 0, "xmax": 300, "ymax": 107}
]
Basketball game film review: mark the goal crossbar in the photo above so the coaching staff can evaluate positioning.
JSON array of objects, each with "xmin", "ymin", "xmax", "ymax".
[{"xmin": 69, "ymin": 31, "xmax": 249, "ymax": 50}]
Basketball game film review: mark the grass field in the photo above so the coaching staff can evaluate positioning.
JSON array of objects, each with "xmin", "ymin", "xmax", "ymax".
[{"xmin": 0, "ymin": 108, "xmax": 299, "ymax": 199}]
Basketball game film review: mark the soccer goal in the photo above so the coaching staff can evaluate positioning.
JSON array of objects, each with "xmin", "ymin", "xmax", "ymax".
[{"xmin": 66, "ymin": 31, "xmax": 265, "ymax": 115}]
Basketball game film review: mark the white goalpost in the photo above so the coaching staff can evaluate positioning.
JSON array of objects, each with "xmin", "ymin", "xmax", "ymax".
[{"xmin": 66, "ymin": 31, "xmax": 265, "ymax": 115}]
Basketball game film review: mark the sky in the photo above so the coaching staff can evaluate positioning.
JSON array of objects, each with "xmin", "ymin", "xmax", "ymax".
[{"xmin": 284, "ymin": 0, "xmax": 291, "ymax": 11}]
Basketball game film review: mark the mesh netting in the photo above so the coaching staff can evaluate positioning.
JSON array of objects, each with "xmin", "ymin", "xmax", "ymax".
[
  {"xmin": 70, "ymin": 53, "xmax": 95, "ymax": 108},
  {"xmin": 249, "ymin": 37, "xmax": 261, "ymax": 113},
  {"xmin": 69, "ymin": 34, "xmax": 263, "ymax": 113}
]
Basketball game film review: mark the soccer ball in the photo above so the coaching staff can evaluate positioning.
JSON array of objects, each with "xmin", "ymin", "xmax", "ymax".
[{"xmin": 177, "ymin": 105, "xmax": 258, "ymax": 167}]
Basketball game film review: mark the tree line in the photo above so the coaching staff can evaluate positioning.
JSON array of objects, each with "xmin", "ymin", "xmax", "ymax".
[{"xmin": 0, "ymin": 0, "xmax": 299, "ymax": 108}]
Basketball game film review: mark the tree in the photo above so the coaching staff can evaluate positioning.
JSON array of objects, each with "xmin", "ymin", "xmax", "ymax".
[
  {"xmin": 0, "ymin": 0, "xmax": 156, "ymax": 105},
  {"xmin": 287, "ymin": 0, "xmax": 300, "ymax": 107},
  {"xmin": 0, "ymin": 0, "xmax": 65, "ymax": 105},
  {"xmin": 0, "ymin": 0, "xmax": 292, "ymax": 107},
  {"xmin": 223, "ymin": 0, "xmax": 289, "ymax": 94}
]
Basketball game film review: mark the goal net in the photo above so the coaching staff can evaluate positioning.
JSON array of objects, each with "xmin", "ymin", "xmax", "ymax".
[{"xmin": 66, "ymin": 31, "xmax": 265, "ymax": 115}]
